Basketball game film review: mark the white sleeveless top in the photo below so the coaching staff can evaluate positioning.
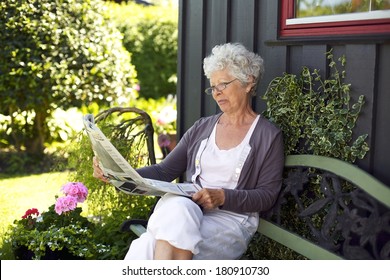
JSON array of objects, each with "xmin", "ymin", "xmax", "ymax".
[{"xmin": 199, "ymin": 115, "xmax": 259, "ymax": 190}]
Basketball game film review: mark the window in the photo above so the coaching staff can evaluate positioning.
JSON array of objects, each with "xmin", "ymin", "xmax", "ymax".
[{"xmin": 280, "ymin": 0, "xmax": 390, "ymax": 38}]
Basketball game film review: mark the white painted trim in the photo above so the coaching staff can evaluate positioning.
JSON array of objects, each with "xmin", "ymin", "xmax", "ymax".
[{"xmin": 286, "ymin": 10, "xmax": 390, "ymax": 25}]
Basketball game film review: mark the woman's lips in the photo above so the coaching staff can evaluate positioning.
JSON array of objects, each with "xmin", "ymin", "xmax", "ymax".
[{"xmin": 217, "ymin": 99, "xmax": 228, "ymax": 106}]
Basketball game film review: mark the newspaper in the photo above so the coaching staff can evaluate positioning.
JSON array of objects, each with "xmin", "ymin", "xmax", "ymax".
[{"xmin": 83, "ymin": 114, "xmax": 202, "ymax": 197}]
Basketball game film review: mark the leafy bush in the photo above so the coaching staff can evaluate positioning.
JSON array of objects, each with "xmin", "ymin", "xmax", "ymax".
[
  {"xmin": 2, "ymin": 183, "xmax": 111, "ymax": 260},
  {"xmin": 262, "ymin": 50, "xmax": 369, "ymax": 162},
  {"xmin": 0, "ymin": 0, "xmax": 137, "ymax": 155},
  {"xmin": 108, "ymin": 1, "xmax": 178, "ymax": 99},
  {"xmin": 0, "ymin": 150, "xmax": 68, "ymax": 175},
  {"xmin": 131, "ymin": 95, "xmax": 177, "ymax": 134},
  {"xmin": 67, "ymin": 109, "xmax": 157, "ymax": 259}
]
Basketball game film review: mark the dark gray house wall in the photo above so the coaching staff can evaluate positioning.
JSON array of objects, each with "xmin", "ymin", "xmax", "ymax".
[{"xmin": 176, "ymin": 0, "xmax": 390, "ymax": 185}]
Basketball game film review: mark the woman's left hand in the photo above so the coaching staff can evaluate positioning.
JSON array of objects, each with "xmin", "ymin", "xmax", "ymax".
[{"xmin": 192, "ymin": 188, "xmax": 225, "ymax": 210}]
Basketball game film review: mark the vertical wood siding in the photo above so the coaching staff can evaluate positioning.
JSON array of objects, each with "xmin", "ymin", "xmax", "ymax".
[{"xmin": 177, "ymin": 0, "xmax": 390, "ymax": 185}]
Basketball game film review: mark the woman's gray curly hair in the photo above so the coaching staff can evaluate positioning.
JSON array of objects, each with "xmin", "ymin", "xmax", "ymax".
[{"xmin": 203, "ymin": 42, "xmax": 264, "ymax": 96}]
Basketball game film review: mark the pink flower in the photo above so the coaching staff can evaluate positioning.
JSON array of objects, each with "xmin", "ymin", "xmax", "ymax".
[
  {"xmin": 133, "ymin": 84, "xmax": 140, "ymax": 91},
  {"xmin": 61, "ymin": 182, "xmax": 88, "ymax": 203},
  {"xmin": 55, "ymin": 195, "xmax": 78, "ymax": 215},
  {"xmin": 157, "ymin": 134, "xmax": 171, "ymax": 148}
]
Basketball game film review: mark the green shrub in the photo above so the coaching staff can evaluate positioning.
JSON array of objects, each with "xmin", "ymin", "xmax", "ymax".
[
  {"xmin": 0, "ymin": 0, "xmax": 137, "ymax": 156},
  {"xmin": 0, "ymin": 150, "xmax": 69, "ymax": 176},
  {"xmin": 67, "ymin": 110, "xmax": 157, "ymax": 259},
  {"xmin": 1, "ymin": 183, "xmax": 112, "ymax": 260},
  {"xmin": 262, "ymin": 50, "xmax": 369, "ymax": 162},
  {"xmin": 4, "ymin": 205, "xmax": 108, "ymax": 260},
  {"xmin": 108, "ymin": 1, "xmax": 178, "ymax": 99}
]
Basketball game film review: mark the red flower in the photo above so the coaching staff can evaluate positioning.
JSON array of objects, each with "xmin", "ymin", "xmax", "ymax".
[{"xmin": 21, "ymin": 208, "xmax": 39, "ymax": 219}]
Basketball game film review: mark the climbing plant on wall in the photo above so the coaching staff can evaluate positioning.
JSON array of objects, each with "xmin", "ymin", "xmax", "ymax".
[{"xmin": 262, "ymin": 50, "xmax": 369, "ymax": 163}]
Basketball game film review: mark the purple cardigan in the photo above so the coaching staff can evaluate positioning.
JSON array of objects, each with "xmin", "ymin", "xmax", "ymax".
[{"xmin": 137, "ymin": 113, "xmax": 284, "ymax": 214}]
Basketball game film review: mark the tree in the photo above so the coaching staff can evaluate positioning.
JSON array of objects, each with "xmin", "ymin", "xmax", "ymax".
[
  {"xmin": 108, "ymin": 1, "xmax": 178, "ymax": 99},
  {"xmin": 0, "ymin": 0, "xmax": 137, "ymax": 156}
]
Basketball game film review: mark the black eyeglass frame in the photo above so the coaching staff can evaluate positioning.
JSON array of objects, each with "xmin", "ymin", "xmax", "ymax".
[{"xmin": 204, "ymin": 78, "xmax": 238, "ymax": 95}]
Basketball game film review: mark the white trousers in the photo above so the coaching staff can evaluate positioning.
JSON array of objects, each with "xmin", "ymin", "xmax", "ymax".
[{"xmin": 124, "ymin": 194, "xmax": 258, "ymax": 260}]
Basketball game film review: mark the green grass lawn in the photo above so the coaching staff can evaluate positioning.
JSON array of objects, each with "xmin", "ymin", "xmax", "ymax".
[{"xmin": 0, "ymin": 172, "xmax": 70, "ymax": 237}]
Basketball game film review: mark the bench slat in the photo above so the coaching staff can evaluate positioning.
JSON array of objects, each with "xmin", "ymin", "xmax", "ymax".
[
  {"xmin": 258, "ymin": 218, "xmax": 343, "ymax": 260},
  {"xmin": 130, "ymin": 224, "xmax": 146, "ymax": 237},
  {"xmin": 285, "ymin": 155, "xmax": 390, "ymax": 207}
]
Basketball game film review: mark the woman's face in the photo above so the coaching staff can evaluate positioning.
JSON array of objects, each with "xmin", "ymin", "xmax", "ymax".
[{"xmin": 209, "ymin": 69, "xmax": 252, "ymax": 114}]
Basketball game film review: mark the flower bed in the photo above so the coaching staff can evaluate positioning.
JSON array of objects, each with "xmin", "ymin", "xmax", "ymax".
[{"xmin": 5, "ymin": 182, "xmax": 110, "ymax": 259}]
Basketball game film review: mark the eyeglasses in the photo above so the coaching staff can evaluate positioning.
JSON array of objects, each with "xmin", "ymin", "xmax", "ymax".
[{"xmin": 204, "ymin": 78, "xmax": 238, "ymax": 95}]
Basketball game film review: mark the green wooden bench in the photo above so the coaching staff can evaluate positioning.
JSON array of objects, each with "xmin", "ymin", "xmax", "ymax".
[
  {"xmin": 122, "ymin": 154, "xmax": 390, "ymax": 260},
  {"xmin": 258, "ymin": 154, "xmax": 390, "ymax": 260}
]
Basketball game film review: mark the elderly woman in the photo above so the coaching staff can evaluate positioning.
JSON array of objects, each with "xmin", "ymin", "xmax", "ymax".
[{"xmin": 93, "ymin": 42, "xmax": 284, "ymax": 259}]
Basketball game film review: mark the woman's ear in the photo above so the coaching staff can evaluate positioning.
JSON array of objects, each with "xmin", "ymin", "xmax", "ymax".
[{"xmin": 245, "ymin": 76, "xmax": 256, "ymax": 93}]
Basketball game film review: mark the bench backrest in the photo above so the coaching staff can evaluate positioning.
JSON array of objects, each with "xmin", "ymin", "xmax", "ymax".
[
  {"xmin": 95, "ymin": 107, "xmax": 156, "ymax": 165},
  {"xmin": 258, "ymin": 154, "xmax": 390, "ymax": 260}
]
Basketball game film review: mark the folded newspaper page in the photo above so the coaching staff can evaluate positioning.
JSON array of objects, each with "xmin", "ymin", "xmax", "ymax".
[{"xmin": 83, "ymin": 114, "xmax": 202, "ymax": 197}]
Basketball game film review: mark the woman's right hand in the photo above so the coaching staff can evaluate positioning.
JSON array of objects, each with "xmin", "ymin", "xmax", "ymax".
[
  {"xmin": 192, "ymin": 188, "xmax": 225, "ymax": 210},
  {"xmin": 92, "ymin": 156, "xmax": 109, "ymax": 183}
]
